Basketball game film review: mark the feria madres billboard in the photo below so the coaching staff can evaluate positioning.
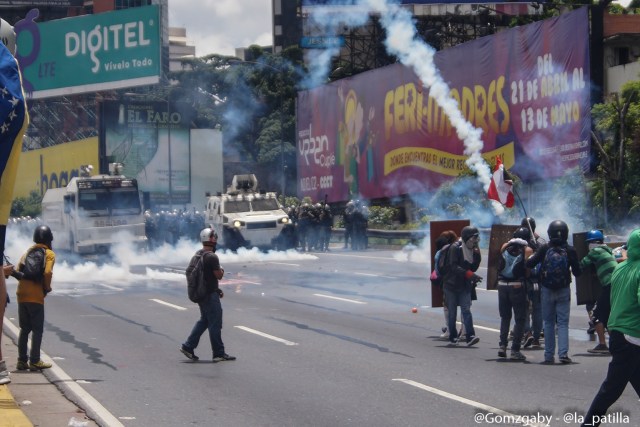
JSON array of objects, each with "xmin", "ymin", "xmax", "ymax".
[{"xmin": 296, "ymin": 7, "xmax": 590, "ymax": 203}]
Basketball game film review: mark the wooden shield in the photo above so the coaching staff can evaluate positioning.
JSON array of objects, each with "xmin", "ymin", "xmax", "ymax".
[
  {"xmin": 487, "ymin": 224, "xmax": 520, "ymax": 290},
  {"xmin": 429, "ymin": 219, "xmax": 470, "ymax": 307}
]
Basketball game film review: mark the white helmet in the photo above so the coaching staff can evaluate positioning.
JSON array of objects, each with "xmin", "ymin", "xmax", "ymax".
[{"xmin": 199, "ymin": 227, "xmax": 218, "ymax": 244}]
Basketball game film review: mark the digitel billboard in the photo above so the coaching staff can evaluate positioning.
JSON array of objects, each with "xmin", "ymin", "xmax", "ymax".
[{"xmin": 15, "ymin": 5, "xmax": 161, "ymax": 99}]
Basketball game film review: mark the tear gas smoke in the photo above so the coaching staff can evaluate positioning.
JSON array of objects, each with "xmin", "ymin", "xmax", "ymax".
[{"xmin": 3, "ymin": 227, "xmax": 317, "ymax": 292}]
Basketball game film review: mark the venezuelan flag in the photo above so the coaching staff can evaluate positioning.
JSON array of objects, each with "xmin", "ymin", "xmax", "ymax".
[{"xmin": 0, "ymin": 41, "xmax": 29, "ymax": 252}]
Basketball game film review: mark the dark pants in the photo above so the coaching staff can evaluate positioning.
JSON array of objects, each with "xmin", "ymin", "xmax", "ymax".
[
  {"xmin": 582, "ymin": 330, "xmax": 640, "ymax": 426},
  {"xmin": 184, "ymin": 292, "xmax": 225, "ymax": 357},
  {"xmin": 18, "ymin": 302, "xmax": 45, "ymax": 363},
  {"xmin": 498, "ymin": 284, "xmax": 527, "ymax": 351}
]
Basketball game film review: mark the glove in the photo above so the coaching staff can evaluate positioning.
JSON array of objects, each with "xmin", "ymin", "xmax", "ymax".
[{"xmin": 470, "ymin": 273, "xmax": 483, "ymax": 285}]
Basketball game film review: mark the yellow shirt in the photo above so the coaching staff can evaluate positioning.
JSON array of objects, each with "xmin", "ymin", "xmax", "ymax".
[{"xmin": 16, "ymin": 243, "xmax": 55, "ymax": 305}]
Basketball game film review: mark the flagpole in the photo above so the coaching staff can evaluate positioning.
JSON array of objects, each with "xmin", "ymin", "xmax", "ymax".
[{"xmin": 512, "ymin": 185, "xmax": 528, "ymax": 218}]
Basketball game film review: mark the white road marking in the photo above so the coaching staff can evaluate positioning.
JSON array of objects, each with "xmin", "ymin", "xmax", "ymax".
[
  {"xmin": 3, "ymin": 319, "xmax": 125, "ymax": 427},
  {"xmin": 269, "ymin": 262, "xmax": 300, "ymax": 267},
  {"xmin": 354, "ymin": 272, "xmax": 396, "ymax": 279},
  {"xmin": 313, "ymin": 293, "xmax": 367, "ymax": 304},
  {"xmin": 393, "ymin": 379, "xmax": 548, "ymax": 427},
  {"xmin": 149, "ymin": 299, "xmax": 187, "ymax": 311},
  {"xmin": 234, "ymin": 326, "xmax": 299, "ymax": 346},
  {"xmin": 455, "ymin": 321, "xmax": 500, "ymax": 333},
  {"xmin": 96, "ymin": 283, "xmax": 123, "ymax": 291}
]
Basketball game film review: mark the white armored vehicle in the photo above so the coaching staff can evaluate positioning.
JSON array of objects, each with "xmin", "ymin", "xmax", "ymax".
[
  {"xmin": 41, "ymin": 163, "xmax": 147, "ymax": 256},
  {"xmin": 205, "ymin": 174, "xmax": 294, "ymax": 251}
]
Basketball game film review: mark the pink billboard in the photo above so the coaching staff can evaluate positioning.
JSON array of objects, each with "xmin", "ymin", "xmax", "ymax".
[{"xmin": 296, "ymin": 7, "xmax": 591, "ymax": 202}]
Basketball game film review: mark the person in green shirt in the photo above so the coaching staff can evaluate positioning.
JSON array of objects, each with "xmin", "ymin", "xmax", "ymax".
[
  {"xmin": 582, "ymin": 228, "xmax": 640, "ymax": 427},
  {"xmin": 579, "ymin": 230, "xmax": 618, "ymax": 354}
]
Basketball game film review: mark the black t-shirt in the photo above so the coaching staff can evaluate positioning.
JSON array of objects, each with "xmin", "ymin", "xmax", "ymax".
[{"xmin": 202, "ymin": 250, "xmax": 221, "ymax": 293}]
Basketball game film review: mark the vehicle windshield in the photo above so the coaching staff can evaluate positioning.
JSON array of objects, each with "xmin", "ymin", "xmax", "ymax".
[
  {"xmin": 77, "ymin": 188, "xmax": 141, "ymax": 216},
  {"xmin": 224, "ymin": 200, "xmax": 251, "ymax": 213},
  {"xmin": 251, "ymin": 198, "xmax": 279, "ymax": 211}
]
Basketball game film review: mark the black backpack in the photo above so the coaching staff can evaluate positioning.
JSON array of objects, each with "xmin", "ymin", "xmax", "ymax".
[
  {"xmin": 437, "ymin": 242, "xmax": 459, "ymax": 278},
  {"xmin": 186, "ymin": 250, "xmax": 209, "ymax": 303},
  {"xmin": 539, "ymin": 245, "xmax": 569, "ymax": 289},
  {"xmin": 20, "ymin": 247, "xmax": 46, "ymax": 282}
]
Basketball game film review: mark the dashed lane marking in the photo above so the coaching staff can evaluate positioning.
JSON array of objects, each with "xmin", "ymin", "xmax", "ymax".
[
  {"xmin": 234, "ymin": 326, "xmax": 299, "ymax": 346},
  {"xmin": 149, "ymin": 299, "xmax": 187, "ymax": 311},
  {"xmin": 392, "ymin": 379, "xmax": 547, "ymax": 427},
  {"xmin": 313, "ymin": 293, "xmax": 367, "ymax": 304}
]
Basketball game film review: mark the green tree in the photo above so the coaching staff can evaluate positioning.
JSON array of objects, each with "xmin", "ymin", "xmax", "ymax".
[
  {"xmin": 169, "ymin": 46, "xmax": 304, "ymax": 189},
  {"xmin": 590, "ymin": 80, "xmax": 640, "ymax": 223},
  {"xmin": 10, "ymin": 191, "xmax": 42, "ymax": 218}
]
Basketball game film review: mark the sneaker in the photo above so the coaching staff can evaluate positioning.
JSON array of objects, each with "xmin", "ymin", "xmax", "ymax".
[
  {"xmin": 531, "ymin": 339, "xmax": 541, "ymax": 348},
  {"xmin": 541, "ymin": 359, "xmax": 554, "ymax": 365},
  {"xmin": 498, "ymin": 346, "xmax": 507, "ymax": 358},
  {"xmin": 559, "ymin": 355, "xmax": 572, "ymax": 364},
  {"xmin": 180, "ymin": 346, "xmax": 199, "ymax": 361},
  {"xmin": 0, "ymin": 361, "xmax": 10, "ymax": 385},
  {"xmin": 587, "ymin": 326, "xmax": 596, "ymax": 335},
  {"xmin": 439, "ymin": 326, "xmax": 449, "ymax": 338},
  {"xmin": 447, "ymin": 339, "xmax": 459, "ymax": 347},
  {"xmin": 510, "ymin": 351, "xmax": 527, "ymax": 361},
  {"xmin": 29, "ymin": 360, "xmax": 52, "ymax": 371},
  {"xmin": 523, "ymin": 333, "xmax": 534, "ymax": 349},
  {"xmin": 16, "ymin": 360, "xmax": 29, "ymax": 371},
  {"xmin": 467, "ymin": 336, "xmax": 480, "ymax": 347},
  {"xmin": 587, "ymin": 344, "xmax": 610, "ymax": 354},
  {"xmin": 213, "ymin": 354, "xmax": 236, "ymax": 363}
]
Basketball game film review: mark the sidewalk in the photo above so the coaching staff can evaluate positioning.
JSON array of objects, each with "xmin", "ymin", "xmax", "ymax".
[{"xmin": 1, "ymin": 328, "xmax": 99, "ymax": 427}]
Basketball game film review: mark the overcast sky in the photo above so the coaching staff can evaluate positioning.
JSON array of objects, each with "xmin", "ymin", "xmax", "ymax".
[{"xmin": 167, "ymin": 0, "xmax": 274, "ymax": 58}]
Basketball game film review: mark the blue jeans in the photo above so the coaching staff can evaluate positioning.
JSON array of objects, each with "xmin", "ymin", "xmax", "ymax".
[
  {"xmin": 184, "ymin": 292, "xmax": 225, "ymax": 357},
  {"xmin": 541, "ymin": 286, "xmax": 571, "ymax": 361},
  {"xmin": 444, "ymin": 287, "xmax": 475, "ymax": 342}
]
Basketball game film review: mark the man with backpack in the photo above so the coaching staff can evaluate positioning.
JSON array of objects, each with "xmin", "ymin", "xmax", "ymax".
[
  {"xmin": 580, "ymin": 230, "xmax": 618, "ymax": 354},
  {"xmin": 526, "ymin": 220, "xmax": 581, "ymax": 364},
  {"xmin": 497, "ymin": 227, "xmax": 533, "ymax": 360},
  {"xmin": 180, "ymin": 227, "xmax": 236, "ymax": 363},
  {"xmin": 442, "ymin": 226, "xmax": 482, "ymax": 347},
  {"xmin": 15, "ymin": 225, "xmax": 56, "ymax": 371}
]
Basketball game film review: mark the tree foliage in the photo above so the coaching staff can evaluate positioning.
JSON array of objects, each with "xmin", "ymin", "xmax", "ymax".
[{"xmin": 590, "ymin": 81, "xmax": 640, "ymax": 224}]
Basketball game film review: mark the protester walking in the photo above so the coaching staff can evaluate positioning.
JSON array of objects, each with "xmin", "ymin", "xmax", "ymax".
[
  {"xmin": 497, "ymin": 227, "xmax": 533, "ymax": 361},
  {"xmin": 526, "ymin": 220, "xmax": 581, "ymax": 364},
  {"xmin": 180, "ymin": 228, "xmax": 235, "ymax": 363},
  {"xmin": 581, "ymin": 228, "xmax": 640, "ymax": 427},
  {"xmin": 16, "ymin": 225, "xmax": 56, "ymax": 371},
  {"xmin": 580, "ymin": 230, "xmax": 618, "ymax": 354},
  {"xmin": 442, "ymin": 226, "xmax": 482, "ymax": 347}
]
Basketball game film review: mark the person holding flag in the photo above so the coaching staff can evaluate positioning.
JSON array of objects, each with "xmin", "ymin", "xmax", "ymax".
[{"xmin": 0, "ymin": 18, "xmax": 30, "ymax": 385}]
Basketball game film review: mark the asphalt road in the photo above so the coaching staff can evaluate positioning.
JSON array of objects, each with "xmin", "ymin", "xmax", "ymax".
[{"xmin": 3, "ymin": 246, "xmax": 637, "ymax": 427}]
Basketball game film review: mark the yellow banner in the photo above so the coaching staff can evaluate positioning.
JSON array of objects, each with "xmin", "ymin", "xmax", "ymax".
[
  {"xmin": 384, "ymin": 142, "xmax": 515, "ymax": 177},
  {"xmin": 11, "ymin": 137, "xmax": 99, "ymax": 199}
]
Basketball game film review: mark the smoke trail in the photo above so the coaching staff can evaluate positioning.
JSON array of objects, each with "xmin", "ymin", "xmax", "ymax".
[{"xmin": 306, "ymin": 0, "xmax": 502, "ymax": 213}]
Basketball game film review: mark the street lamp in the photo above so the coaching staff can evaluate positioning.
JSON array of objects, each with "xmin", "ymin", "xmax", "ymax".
[{"xmin": 228, "ymin": 59, "xmax": 287, "ymax": 198}]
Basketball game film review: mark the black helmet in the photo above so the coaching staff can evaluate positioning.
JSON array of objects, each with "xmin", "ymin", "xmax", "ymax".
[
  {"xmin": 521, "ymin": 217, "xmax": 536, "ymax": 232},
  {"xmin": 547, "ymin": 220, "xmax": 568, "ymax": 243},
  {"xmin": 513, "ymin": 227, "xmax": 531, "ymax": 241},
  {"xmin": 33, "ymin": 225, "xmax": 53, "ymax": 246},
  {"xmin": 461, "ymin": 226, "xmax": 479, "ymax": 242}
]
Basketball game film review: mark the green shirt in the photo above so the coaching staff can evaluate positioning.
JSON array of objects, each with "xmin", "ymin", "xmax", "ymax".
[
  {"xmin": 608, "ymin": 229, "xmax": 640, "ymax": 339},
  {"xmin": 579, "ymin": 245, "xmax": 617, "ymax": 287}
]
